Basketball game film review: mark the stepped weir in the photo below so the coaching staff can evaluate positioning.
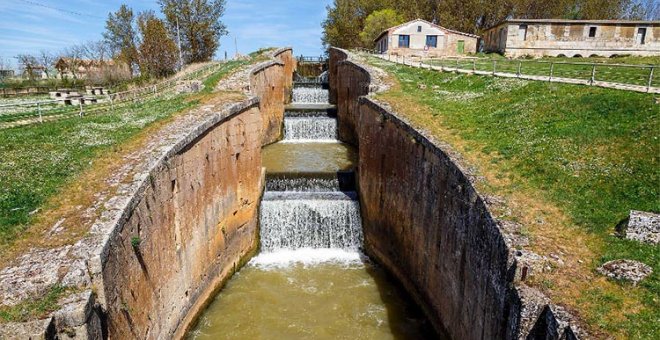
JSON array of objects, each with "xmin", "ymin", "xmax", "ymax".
[{"xmin": 189, "ymin": 69, "xmax": 433, "ymax": 339}]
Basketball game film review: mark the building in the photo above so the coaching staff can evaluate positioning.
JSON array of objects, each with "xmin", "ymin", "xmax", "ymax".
[
  {"xmin": 484, "ymin": 19, "xmax": 660, "ymax": 58},
  {"xmin": 374, "ymin": 19, "xmax": 479, "ymax": 57},
  {"xmin": 55, "ymin": 58, "xmax": 115, "ymax": 79},
  {"xmin": 0, "ymin": 69, "xmax": 14, "ymax": 79}
]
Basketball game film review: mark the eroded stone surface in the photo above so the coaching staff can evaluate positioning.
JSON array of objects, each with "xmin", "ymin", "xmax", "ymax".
[
  {"xmin": 625, "ymin": 210, "xmax": 660, "ymax": 245},
  {"xmin": 597, "ymin": 259, "xmax": 653, "ymax": 285}
]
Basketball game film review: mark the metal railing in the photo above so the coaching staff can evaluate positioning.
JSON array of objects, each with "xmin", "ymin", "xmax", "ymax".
[
  {"xmin": 0, "ymin": 62, "xmax": 232, "ymax": 128},
  {"xmin": 356, "ymin": 48, "xmax": 659, "ymax": 93}
]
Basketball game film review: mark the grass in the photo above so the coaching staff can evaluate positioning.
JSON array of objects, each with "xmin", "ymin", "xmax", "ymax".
[
  {"xmin": 422, "ymin": 55, "xmax": 658, "ymax": 87},
  {"xmin": 0, "ymin": 285, "xmax": 71, "ymax": 322},
  {"xmin": 367, "ymin": 56, "xmax": 659, "ymax": 338},
  {"xmin": 0, "ymin": 58, "xmax": 251, "ymax": 250}
]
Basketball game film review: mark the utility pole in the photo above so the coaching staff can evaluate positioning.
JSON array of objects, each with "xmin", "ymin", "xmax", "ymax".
[
  {"xmin": 176, "ymin": 17, "xmax": 183, "ymax": 70},
  {"xmin": 234, "ymin": 36, "xmax": 238, "ymax": 59}
]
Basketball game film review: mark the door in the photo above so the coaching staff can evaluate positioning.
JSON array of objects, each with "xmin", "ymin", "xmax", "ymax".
[
  {"xmin": 637, "ymin": 28, "xmax": 647, "ymax": 45},
  {"xmin": 457, "ymin": 40, "xmax": 465, "ymax": 54}
]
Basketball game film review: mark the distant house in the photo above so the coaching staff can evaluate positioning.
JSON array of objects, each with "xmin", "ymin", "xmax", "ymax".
[
  {"xmin": 0, "ymin": 69, "xmax": 15, "ymax": 79},
  {"xmin": 374, "ymin": 19, "xmax": 479, "ymax": 57},
  {"xmin": 55, "ymin": 58, "xmax": 115, "ymax": 79},
  {"xmin": 484, "ymin": 19, "xmax": 660, "ymax": 58}
]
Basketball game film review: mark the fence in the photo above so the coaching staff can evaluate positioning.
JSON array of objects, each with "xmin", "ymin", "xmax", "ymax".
[
  {"xmin": 0, "ymin": 86, "xmax": 86, "ymax": 98},
  {"xmin": 356, "ymin": 48, "xmax": 659, "ymax": 94},
  {"xmin": 0, "ymin": 62, "xmax": 231, "ymax": 128}
]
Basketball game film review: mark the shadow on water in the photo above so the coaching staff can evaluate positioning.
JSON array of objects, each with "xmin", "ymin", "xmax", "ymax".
[{"xmin": 361, "ymin": 255, "xmax": 441, "ymax": 340}]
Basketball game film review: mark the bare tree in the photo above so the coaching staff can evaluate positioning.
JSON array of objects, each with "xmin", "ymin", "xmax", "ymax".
[
  {"xmin": 38, "ymin": 50, "xmax": 55, "ymax": 79},
  {"xmin": 60, "ymin": 45, "xmax": 85, "ymax": 80},
  {"xmin": 16, "ymin": 54, "xmax": 39, "ymax": 82},
  {"xmin": 82, "ymin": 40, "xmax": 110, "ymax": 63}
]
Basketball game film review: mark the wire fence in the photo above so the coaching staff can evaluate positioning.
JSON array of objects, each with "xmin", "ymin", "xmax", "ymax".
[
  {"xmin": 0, "ymin": 62, "xmax": 231, "ymax": 128},
  {"xmin": 356, "ymin": 48, "xmax": 659, "ymax": 93}
]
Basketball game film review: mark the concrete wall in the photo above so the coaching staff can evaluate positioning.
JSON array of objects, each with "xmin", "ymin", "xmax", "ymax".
[
  {"xmin": 273, "ymin": 48, "xmax": 296, "ymax": 102},
  {"xmin": 376, "ymin": 20, "xmax": 478, "ymax": 57},
  {"xmin": 250, "ymin": 61, "xmax": 286, "ymax": 145},
  {"xmin": 485, "ymin": 21, "xmax": 660, "ymax": 57},
  {"xmin": 356, "ymin": 97, "xmax": 513, "ymax": 339},
  {"xmin": 330, "ymin": 47, "xmax": 580, "ymax": 339},
  {"xmin": 101, "ymin": 99, "xmax": 264, "ymax": 340}
]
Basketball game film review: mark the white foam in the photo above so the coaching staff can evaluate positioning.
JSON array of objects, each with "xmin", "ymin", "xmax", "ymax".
[
  {"xmin": 249, "ymin": 248, "xmax": 363, "ymax": 269},
  {"xmin": 279, "ymin": 139, "xmax": 339, "ymax": 144}
]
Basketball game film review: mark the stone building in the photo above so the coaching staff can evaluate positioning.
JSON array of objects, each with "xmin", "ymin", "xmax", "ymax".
[
  {"xmin": 484, "ymin": 19, "xmax": 660, "ymax": 58},
  {"xmin": 374, "ymin": 19, "xmax": 479, "ymax": 57}
]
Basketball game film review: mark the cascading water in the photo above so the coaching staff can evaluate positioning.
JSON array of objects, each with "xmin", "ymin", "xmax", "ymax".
[
  {"xmin": 283, "ymin": 117, "xmax": 338, "ymax": 142},
  {"xmin": 190, "ymin": 64, "xmax": 434, "ymax": 340},
  {"xmin": 260, "ymin": 192, "xmax": 362, "ymax": 251},
  {"xmin": 292, "ymin": 86, "xmax": 329, "ymax": 104}
]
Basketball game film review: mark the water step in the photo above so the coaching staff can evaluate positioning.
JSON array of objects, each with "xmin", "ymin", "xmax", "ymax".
[
  {"xmin": 259, "ymin": 193, "xmax": 363, "ymax": 251},
  {"xmin": 291, "ymin": 87, "xmax": 329, "ymax": 104},
  {"xmin": 266, "ymin": 171, "xmax": 355, "ymax": 192},
  {"xmin": 262, "ymin": 191, "xmax": 358, "ymax": 201},
  {"xmin": 286, "ymin": 103, "xmax": 336, "ymax": 111},
  {"xmin": 283, "ymin": 116, "xmax": 337, "ymax": 141},
  {"xmin": 294, "ymin": 82, "xmax": 329, "ymax": 89}
]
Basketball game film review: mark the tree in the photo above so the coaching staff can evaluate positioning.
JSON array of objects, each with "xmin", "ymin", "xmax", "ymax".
[
  {"xmin": 16, "ymin": 54, "xmax": 39, "ymax": 82},
  {"xmin": 104, "ymin": 4, "xmax": 139, "ymax": 74},
  {"xmin": 38, "ymin": 50, "xmax": 55, "ymax": 79},
  {"xmin": 138, "ymin": 12, "xmax": 178, "ymax": 78},
  {"xmin": 322, "ymin": 0, "xmax": 395, "ymax": 49},
  {"xmin": 360, "ymin": 9, "xmax": 405, "ymax": 46},
  {"xmin": 159, "ymin": 0, "xmax": 228, "ymax": 64}
]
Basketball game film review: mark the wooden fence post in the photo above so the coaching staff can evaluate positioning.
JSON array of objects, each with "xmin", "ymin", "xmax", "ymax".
[
  {"xmin": 517, "ymin": 61, "xmax": 522, "ymax": 77},
  {"xmin": 648, "ymin": 66, "xmax": 655, "ymax": 93},
  {"xmin": 590, "ymin": 64, "xmax": 596, "ymax": 85},
  {"xmin": 493, "ymin": 60, "xmax": 497, "ymax": 76},
  {"xmin": 549, "ymin": 63, "xmax": 554, "ymax": 82},
  {"xmin": 38, "ymin": 102, "xmax": 43, "ymax": 123}
]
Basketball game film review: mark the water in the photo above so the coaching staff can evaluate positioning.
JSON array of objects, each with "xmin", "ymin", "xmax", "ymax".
[
  {"xmin": 292, "ymin": 87, "xmax": 329, "ymax": 104},
  {"xmin": 189, "ymin": 79, "xmax": 434, "ymax": 339},
  {"xmin": 283, "ymin": 117, "xmax": 338, "ymax": 142},
  {"xmin": 262, "ymin": 142, "xmax": 356, "ymax": 174},
  {"xmin": 188, "ymin": 261, "xmax": 434, "ymax": 340},
  {"xmin": 260, "ymin": 192, "xmax": 362, "ymax": 250}
]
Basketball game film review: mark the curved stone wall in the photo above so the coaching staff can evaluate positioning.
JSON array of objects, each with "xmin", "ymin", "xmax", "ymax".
[
  {"xmin": 272, "ymin": 47, "xmax": 296, "ymax": 101},
  {"xmin": 250, "ymin": 61, "xmax": 286, "ymax": 146},
  {"xmin": 330, "ymin": 47, "xmax": 580, "ymax": 340},
  {"xmin": 101, "ymin": 99, "xmax": 264, "ymax": 339}
]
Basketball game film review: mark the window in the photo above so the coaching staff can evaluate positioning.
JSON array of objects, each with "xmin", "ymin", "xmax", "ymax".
[
  {"xmin": 519, "ymin": 24, "xmax": 528, "ymax": 41},
  {"xmin": 637, "ymin": 27, "xmax": 647, "ymax": 45},
  {"xmin": 426, "ymin": 35, "xmax": 438, "ymax": 48},
  {"xmin": 588, "ymin": 27, "xmax": 597, "ymax": 38},
  {"xmin": 398, "ymin": 35, "xmax": 410, "ymax": 48},
  {"xmin": 417, "ymin": 26, "xmax": 422, "ymax": 32}
]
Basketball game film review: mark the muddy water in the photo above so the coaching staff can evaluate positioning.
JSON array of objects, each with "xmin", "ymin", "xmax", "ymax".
[
  {"xmin": 262, "ymin": 142, "xmax": 357, "ymax": 173},
  {"xmin": 188, "ymin": 257, "xmax": 433, "ymax": 340}
]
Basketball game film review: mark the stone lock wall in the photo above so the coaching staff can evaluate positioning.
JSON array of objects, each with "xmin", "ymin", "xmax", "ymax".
[
  {"xmin": 357, "ymin": 98, "xmax": 512, "ymax": 339},
  {"xmin": 273, "ymin": 48, "xmax": 296, "ymax": 103},
  {"xmin": 330, "ymin": 47, "xmax": 580, "ymax": 339},
  {"xmin": 329, "ymin": 48, "xmax": 371, "ymax": 146},
  {"xmin": 101, "ymin": 100, "xmax": 264, "ymax": 340},
  {"xmin": 250, "ymin": 61, "xmax": 286, "ymax": 145}
]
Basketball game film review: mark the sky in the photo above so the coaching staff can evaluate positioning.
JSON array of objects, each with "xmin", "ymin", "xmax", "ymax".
[{"xmin": 0, "ymin": 0, "xmax": 333, "ymax": 70}]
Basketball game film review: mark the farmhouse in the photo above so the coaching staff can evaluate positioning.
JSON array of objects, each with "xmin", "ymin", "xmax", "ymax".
[
  {"xmin": 374, "ymin": 19, "xmax": 479, "ymax": 57},
  {"xmin": 484, "ymin": 19, "xmax": 660, "ymax": 58}
]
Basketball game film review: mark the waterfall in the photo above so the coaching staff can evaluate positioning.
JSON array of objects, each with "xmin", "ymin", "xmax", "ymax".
[
  {"xmin": 283, "ymin": 117, "xmax": 337, "ymax": 142},
  {"xmin": 259, "ymin": 192, "xmax": 363, "ymax": 251},
  {"xmin": 253, "ymin": 78, "xmax": 362, "ymax": 268},
  {"xmin": 292, "ymin": 87, "xmax": 329, "ymax": 104},
  {"xmin": 266, "ymin": 177, "xmax": 341, "ymax": 192}
]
